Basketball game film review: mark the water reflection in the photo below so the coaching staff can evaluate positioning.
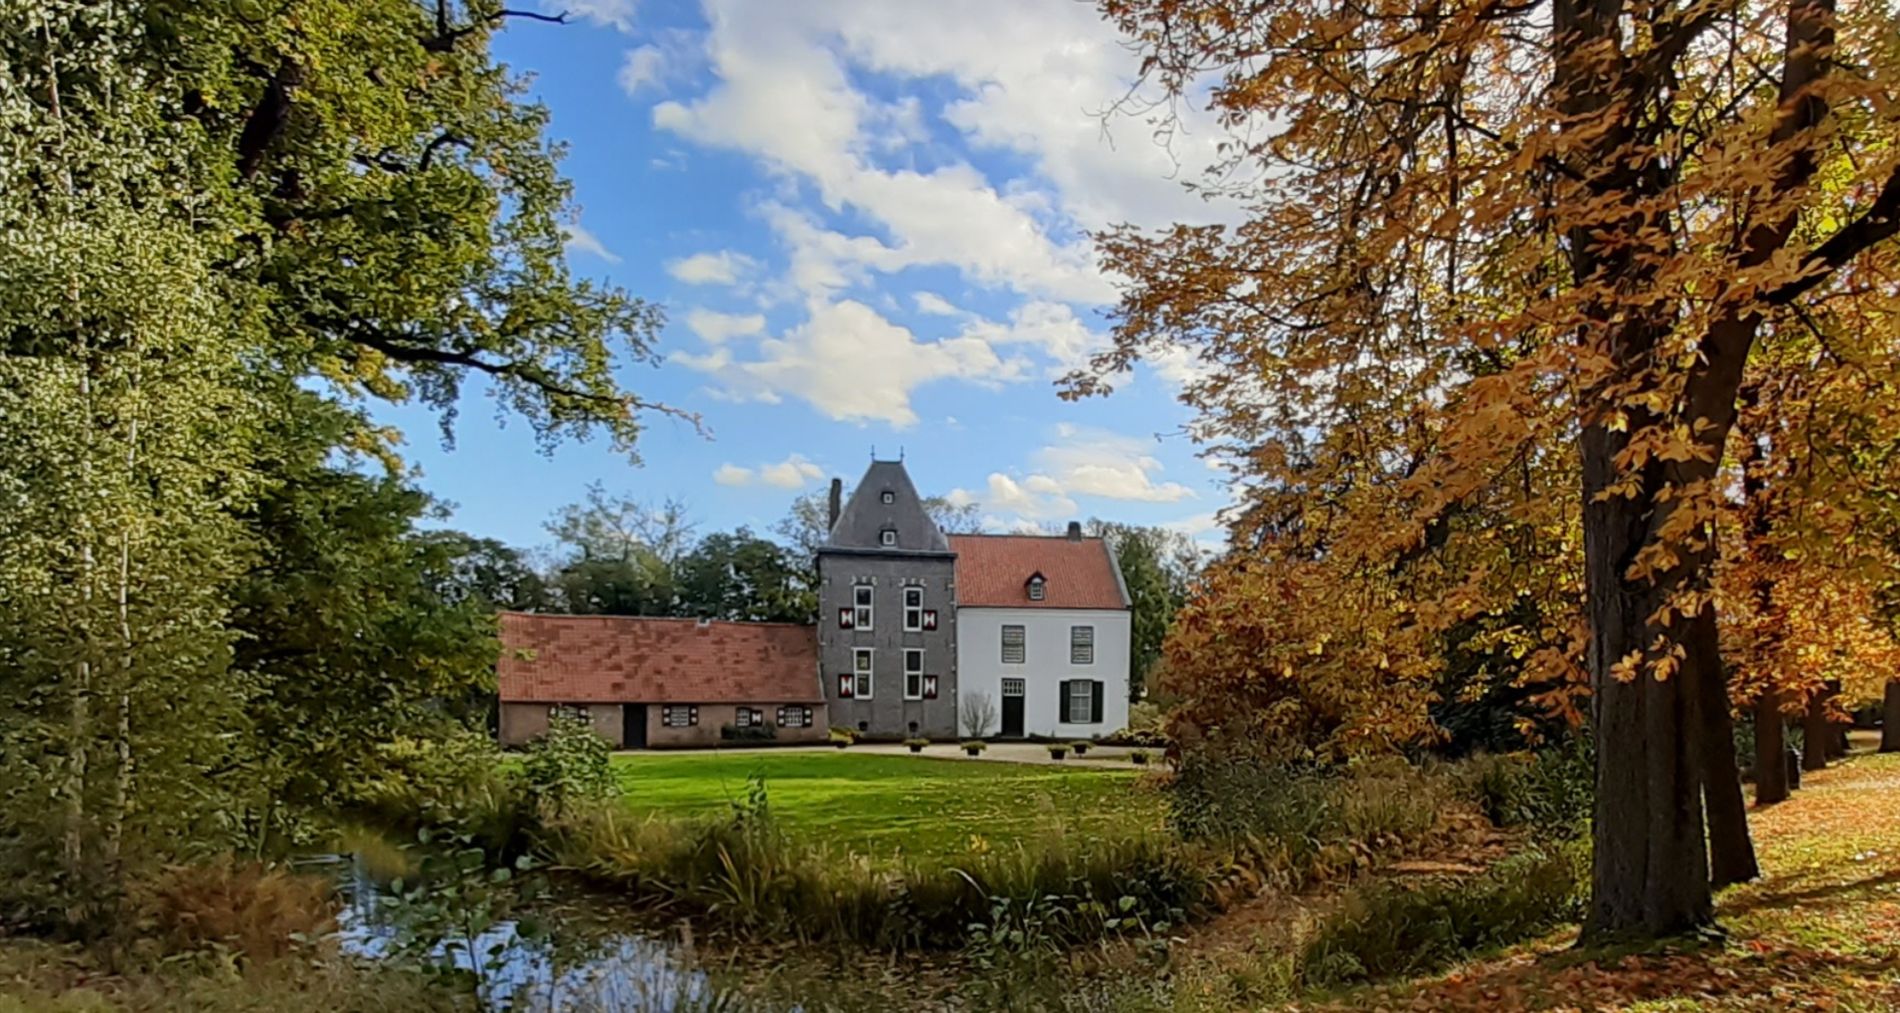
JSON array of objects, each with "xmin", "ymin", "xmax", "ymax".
[{"xmin": 330, "ymin": 855, "xmax": 730, "ymax": 1012}]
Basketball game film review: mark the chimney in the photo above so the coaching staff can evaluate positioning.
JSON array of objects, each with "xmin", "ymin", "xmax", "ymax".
[
  {"xmin": 1065, "ymin": 520, "xmax": 1082, "ymax": 540},
  {"xmin": 827, "ymin": 478, "xmax": 843, "ymax": 531}
]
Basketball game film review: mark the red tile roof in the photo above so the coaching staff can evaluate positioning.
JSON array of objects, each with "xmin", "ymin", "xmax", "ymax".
[
  {"xmin": 949, "ymin": 534, "xmax": 1130, "ymax": 610},
  {"xmin": 497, "ymin": 613, "xmax": 823, "ymax": 704}
]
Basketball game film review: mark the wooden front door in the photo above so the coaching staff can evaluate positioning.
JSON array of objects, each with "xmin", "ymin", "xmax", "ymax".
[
  {"xmin": 623, "ymin": 704, "xmax": 648, "ymax": 749},
  {"xmin": 1001, "ymin": 678, "xmax": 1025, "ymax": 738}
]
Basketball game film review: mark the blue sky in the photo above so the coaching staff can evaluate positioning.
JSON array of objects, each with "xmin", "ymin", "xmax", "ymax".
[{"xmin": 376, "ymin": 0, "xmax": 1234, "ymax": 552}]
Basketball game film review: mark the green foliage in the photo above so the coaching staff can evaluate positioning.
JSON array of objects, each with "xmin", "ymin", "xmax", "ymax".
[
  {"xmin": 1087, "ymin": 521, "xmax": 1201, "ymax": 702},
  {"xmin": 1297, "ymin": 842, "xmax": 1588, "ymax": 987},
  {"xmin": 520, "ymin": 712, "xmax": 615, "ymax": 817},
  {"xmin": 1457, "ymin": 741, "xmax": 1594, "ymax": 839},
  {"xmin": 382, "ymin": 838, "xmax": 540, "ymax": 1002},
  {"xmin": 721, "ymin": 723, "xmax": 779, "ymax": 744},
  {"xmin": 345, "ymin": 732, "xmax": 535, "ymax": 861}
]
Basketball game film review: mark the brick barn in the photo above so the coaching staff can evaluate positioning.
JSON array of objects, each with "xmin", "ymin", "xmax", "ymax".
[{"xmin": 496, "ymin": 612, "xmax": 829, "ymax": 748}]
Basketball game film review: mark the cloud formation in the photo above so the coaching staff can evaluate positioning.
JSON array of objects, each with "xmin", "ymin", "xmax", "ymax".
[{"xmin": 711, "ymin": 453, "xmax": 827, "ymax": 489}]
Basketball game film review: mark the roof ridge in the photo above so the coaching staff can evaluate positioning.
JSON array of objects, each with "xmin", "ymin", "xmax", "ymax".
[{"xmin": 498, "ymin": 611, "xmax": 814, "ymax": 628}]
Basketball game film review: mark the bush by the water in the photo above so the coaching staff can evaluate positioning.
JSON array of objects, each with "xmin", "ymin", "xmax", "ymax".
[
  {"xmin": 522, "ymin": 711, "xmax": 616, "ymax": 815},
  {"xmin": 542, "ymin": 783, "xmax": 1208, "ymax": 951},
  {"xmin": 1297, "ymin": 841, "xmax": 1588, "ymax": 987}
]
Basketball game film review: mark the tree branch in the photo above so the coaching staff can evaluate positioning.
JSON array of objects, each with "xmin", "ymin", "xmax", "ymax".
[
  {"xmin": 423, "ymin": 5, "xmax": 570, "ymax": 52},
  {"xmin": 1769, "ymin": 162, "xmax": 1900, "ymax": 305}
]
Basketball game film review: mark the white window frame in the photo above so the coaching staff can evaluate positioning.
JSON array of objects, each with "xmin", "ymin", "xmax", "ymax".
[
  {"xmin": 1001, "ymin": 624, "xmax": 1026, "ymax": 664},
  {"xmin": 1028, "ymin": 577, "xmax": 1046, "ymax": 601},
  {"xmin": 853, "ymin": 647, "xmax": 875, "ymax": 699},
  {"xmin": 903, "ymin": 648, "xmax": 924, "ymax": 700},
  {"xmin": 1070, "ymin": 625, "xmax": 1095, "ymax": 665},
  {"xmin": 880, "ymin": 490, "xmax": 895, "ymax": 504},
  {"xmin": 880, "ymin": 528, "xmax": 897, "ymax": 546},
  {"xmin": 1067, "ymin": 680, "xmax": 1093, "ymax": 724},
  {"xmin": 903, "ymin": 587, "xmax": 924, "ymax": 631},
  {"xmin": 853, "ymin": 583, "xmax": 874, "ymax": 630}
]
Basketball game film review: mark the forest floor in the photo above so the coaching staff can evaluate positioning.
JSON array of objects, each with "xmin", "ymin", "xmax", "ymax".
[{"xmin": 1306, "ymin": 746, "xmax": 1900, "ymax": 1011}]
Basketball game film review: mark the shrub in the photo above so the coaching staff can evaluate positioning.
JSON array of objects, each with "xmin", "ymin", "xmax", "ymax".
[
  {"xmin": 346, "ymin": 731, "xmax": 536, "ymax": 859},
  {"xmin": 720, "ymin": 723, "xmax": 777, "ymax": 743},
  {"xmin": 1131, "ymin": 749, "xmax": 1151, "ymax": 766},
  {"xmin": 962, "ymin": 741, "xmax": 987, "ymax": 756},
  {"xmin": 1047, "ymin": 745, "xmax": 1069, "ymax": 760},
  {"xmin": 1071, "ymin": 741, "xmax": 1092, "ymax": 755},
  {"xmin": 134, "ymin": 858, "xmax": 336, "ymax": 962},
  {"xmin": 1457, "ymin": 740, "xmax": 1593, "ymax": 838},
  {"xmin": 1297, "ymin": 841, "xmax": 1587, "ymax": 986},
  {"xmin": 522, "ymin": 710, "xmax": 616, "ymax": 817},
  {"xmin": 905, "ymin": 737, "xmax": 930, "ymax": 753}
]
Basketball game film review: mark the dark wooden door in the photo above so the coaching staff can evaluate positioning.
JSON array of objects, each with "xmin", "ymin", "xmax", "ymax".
[
  {"xmin": 623, "ymin": 704, "xmax": 647, "ymax": 749},
  {"xmin": 1001, "ymin": 679, "xmax": 1025, "ymax": 738}
]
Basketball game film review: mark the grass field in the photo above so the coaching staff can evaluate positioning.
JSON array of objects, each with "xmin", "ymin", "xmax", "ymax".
[{"xmin": 609, "ymin": 750, "xmax": 1164, "ymax": 860}]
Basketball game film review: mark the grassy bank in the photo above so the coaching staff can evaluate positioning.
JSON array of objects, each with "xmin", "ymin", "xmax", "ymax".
[{"xmin": 608, "ymin": 751, "xmax": 1160, "ymax": 859}]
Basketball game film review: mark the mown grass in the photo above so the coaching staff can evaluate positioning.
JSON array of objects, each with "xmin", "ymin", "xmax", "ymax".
[{"xmin": 609, "ymin": 751, "xmax": 1161, "ymax": 860}]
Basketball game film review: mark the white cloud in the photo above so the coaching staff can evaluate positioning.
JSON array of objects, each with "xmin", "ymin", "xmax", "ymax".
[
  {"xmin": 678, "ymin": 299, "xmax": 1026, "ymax": 426},
  {"xmin": 711, "ymin": 453, "xmax": 826, "ymax": 489},
  {"xmin": 619, "ymin": 45, "xmax": 668, "ymax": 94},
  {"xmin": 550, "ymin": 0, "xmax": 638, "ymax": 31},
  {"xmin": 950, "ymin": 473, "xmax": 1078, "ymax": 521},
  {"xmin": 684, "ymin": 308, "xmax": 766, "ymax": 344},
  {"xmin": 561, "ymin": 222, "xmax": 620, "ymax": 264},
  {"xmin": 913, "ymin": 291, "xmax": 962, "ymax": 316},
  {"xmin": 955, "ymin": 300, "xmax": 1101, "ymax": 374},
  {"xmin": 1036, "ymin": 423, "xmax": 1195, "ymax": 503},
  {"xmin": 667, "ymin": 250, "xmax": 758, "ymax": 286}
]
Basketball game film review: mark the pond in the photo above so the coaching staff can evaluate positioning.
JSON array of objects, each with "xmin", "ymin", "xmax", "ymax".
[{"xmin": 326, "ymin": 854, "xmax": 748, "ymax": 1012}]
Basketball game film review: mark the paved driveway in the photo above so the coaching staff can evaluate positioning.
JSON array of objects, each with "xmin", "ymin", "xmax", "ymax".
[{"xmin": 846, "ymin": 741, "xmax": 1154, "ymax": 767}]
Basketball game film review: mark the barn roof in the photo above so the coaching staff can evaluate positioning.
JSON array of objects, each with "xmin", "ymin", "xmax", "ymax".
[{"xmin": 497, "ymin": 613, "xmax": 823, "ymax": 704}]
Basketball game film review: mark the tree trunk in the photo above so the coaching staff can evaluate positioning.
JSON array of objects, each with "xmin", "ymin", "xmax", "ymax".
[
  {"xmin": 1882, "ymin": 681, "xmax": 1900, "ymax": 753},
  {"xmin": 1754, "ymin": 691, "xmax": 1789, "ymax": 805},
  {"xmin": 1690, "ymin": 608, "xmax": 1758, "ymax": 887},
  {"xmin": 1803, "ymin": 684, "xmax": 1833, "ymax": 771},
  {"xmin": 1582, "ymin": 425, "xmax": 1713, "ymax": 940}
]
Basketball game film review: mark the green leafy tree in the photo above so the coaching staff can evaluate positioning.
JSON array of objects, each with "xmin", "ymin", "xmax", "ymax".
[
  {"xmin": 1087, "ymin": 521, "xmax": 1201, "ymax": 702},
  {"xmin": 675, "ymin": 529, "xmax": 817, "ymax": 623}
]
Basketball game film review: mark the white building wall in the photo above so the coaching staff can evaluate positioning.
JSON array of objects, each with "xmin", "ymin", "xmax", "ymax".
[{"xmin": 954, "ymin": 607, "xmax": 1131, "ymax": 738}]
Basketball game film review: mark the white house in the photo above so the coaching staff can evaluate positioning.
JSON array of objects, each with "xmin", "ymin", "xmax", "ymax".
[{"xmin": 950, "ymin": 526, "xmax": 1132, "ymax": 739}]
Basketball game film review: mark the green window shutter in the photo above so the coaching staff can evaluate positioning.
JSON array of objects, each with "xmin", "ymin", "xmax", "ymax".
[{"xmin": 1090, "ymin": 681, "xmax": 1104, "ymax": 723}]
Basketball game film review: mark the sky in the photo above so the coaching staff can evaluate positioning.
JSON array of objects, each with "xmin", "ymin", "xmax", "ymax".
[{"xmin": 375, "ymin": 0, "xmax": 1237, "ymax": 553}]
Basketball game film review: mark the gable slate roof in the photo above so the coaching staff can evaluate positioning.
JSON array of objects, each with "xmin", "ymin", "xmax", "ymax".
[
  {"xmin": 497, "ymin": 613, "xmax": 823, "ymax": 704},
  {"xmin": 948, "ymin": 534, "xmax": 1131, "ymax": 610},
  {"xmin": 823, "ymin": 459, "xmax": 952, "ymax": 554}
]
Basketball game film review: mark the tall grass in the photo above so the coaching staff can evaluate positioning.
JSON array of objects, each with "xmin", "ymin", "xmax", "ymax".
[{"xmin": 541, "ymin": 802, "xmax": 1208, "ymax": 951}]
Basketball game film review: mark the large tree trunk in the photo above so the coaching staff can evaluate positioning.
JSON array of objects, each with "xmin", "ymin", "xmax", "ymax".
[
  {"xmin": 1754, "ymin": 691, "xmax": 1790, "ymax": 804},
  {"xmin": 1690, "ymin": 608, "xmax": 1758, "ymax": 887},
  {"xmin": 1582, "ymin": 425, "xmax": 1713, "ymax": 939},
  {"xmin": 1803, "ymin": 683, "xmax": 1834, "ymax": 771},
  {"xmin": 1882, "ymin": 681, "xmax": 1900, "ymax": 753}
]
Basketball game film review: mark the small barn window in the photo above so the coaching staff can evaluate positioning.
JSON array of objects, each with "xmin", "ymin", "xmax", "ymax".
[
  {"xmin": 881, "ymin": 490, "xmax": 895, "ymax": 504},
  {"xmin": 1027, "ymin": 576, "xmax": 1046, "ymax": 601},
  {"xmin": 662, "ymin": 705, "xmax": 697, "ymax": 728}
]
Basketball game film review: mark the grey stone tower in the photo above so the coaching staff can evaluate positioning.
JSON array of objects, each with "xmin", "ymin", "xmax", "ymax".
[{"xmin": 816, "ymin": 460, "xmax": 958, "ymax": 739}]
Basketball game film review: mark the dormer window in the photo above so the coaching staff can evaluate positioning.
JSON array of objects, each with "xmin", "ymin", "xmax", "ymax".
[
  {"xmin": 880, "ymin": 490, "xmax": 895, "ymax": 504},
  {"xmin": 1026, "ymin": 573, "xmax": 1046, "ymax": 601},
  {"xmin": 880, "ymin": 528, "xmax": 897, "ymax": 546}
]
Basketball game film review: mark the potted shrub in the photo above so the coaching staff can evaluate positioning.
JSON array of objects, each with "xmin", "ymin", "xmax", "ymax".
[
  {"xmin": 1130, "ymin": 749, "xmax": 1151, "ymax": 766},
  {"xmin": 904, "ymin": 737, "xmax": 929, "ymax": 754},
  {"xmin": 1070, "ymin": 740, "xmax": 1091, "ymax": 756},
  {"xmin": 961, "ymin": 740, "xmax": 987, "ymax": 757},
  {"xmin": 1047, "ymin": 744, "xmax": 1068, "ymax": 761}
]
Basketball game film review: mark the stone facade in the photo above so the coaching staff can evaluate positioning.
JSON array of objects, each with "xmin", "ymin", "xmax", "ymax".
[
  {"xmin": 817, "ymin": 461, "xmax": 959, "ymax": 739},
  {"xmin": 499, "ymin": 700, "xmax": 827, "ymax": 749}
]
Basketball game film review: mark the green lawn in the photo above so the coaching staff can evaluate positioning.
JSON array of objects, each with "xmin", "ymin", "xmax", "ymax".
[{"xmin": 609, "ymin": 750, "xmax": 1163, "ymax": 860}]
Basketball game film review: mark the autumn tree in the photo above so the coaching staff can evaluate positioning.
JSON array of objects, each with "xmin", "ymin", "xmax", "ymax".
[{"xmin": 1077, "ymin": 0, "xmax": 1900, "ymax": 938}]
